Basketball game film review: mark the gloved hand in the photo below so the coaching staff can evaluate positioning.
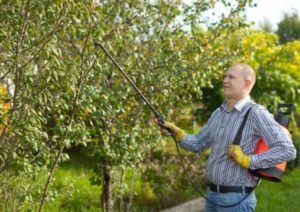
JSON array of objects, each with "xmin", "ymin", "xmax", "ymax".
[
  {"xmin": 228, "ymin": 145, "xmax": 250, "ymax": 169},
  {"xmin": 160, "ymin": 121, "xmax": 186, "ymax": 142}
]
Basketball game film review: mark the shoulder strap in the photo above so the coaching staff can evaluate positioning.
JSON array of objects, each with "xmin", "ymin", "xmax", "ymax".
[{"xmin": 232, "ymin": 106, "xmax": 253, "ymax": 145}]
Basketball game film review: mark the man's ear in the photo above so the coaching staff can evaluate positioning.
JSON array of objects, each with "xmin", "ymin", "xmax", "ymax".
[{"xmin": 245, "ymin": 79, "xmax": 252, "ymax": 88}]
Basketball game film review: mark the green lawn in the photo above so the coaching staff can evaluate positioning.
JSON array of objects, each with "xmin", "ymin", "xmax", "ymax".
[
  {"xmin": 255, "ymin": 168, "xmax": 300, "ymax": 212},
  {"xmin": 43, "ymin": 153, "xmax": 102, "ymax": 212},
  {"xmin": 42, "ymin": 151, "xmax": 300, "ymax": 212}
]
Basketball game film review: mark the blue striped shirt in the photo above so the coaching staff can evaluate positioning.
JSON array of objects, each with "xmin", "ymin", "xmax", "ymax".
[{"xmin": 180, "ymin": 96, "xmax": 296, "ymax": 187}]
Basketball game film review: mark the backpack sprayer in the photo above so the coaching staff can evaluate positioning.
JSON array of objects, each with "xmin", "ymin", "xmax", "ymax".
[
  {"xmin": 250, "ymin": 103, "xmax": 294, "ymax": 182},
  {"xmin": 95, "ymin": 41, "xmax": 293, "ymax": 207}
]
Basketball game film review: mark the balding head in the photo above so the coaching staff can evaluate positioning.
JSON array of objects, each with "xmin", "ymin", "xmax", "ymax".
[
  {"xmin": 223, "ymin": 63, "xmax": 256, "ymax": 103},
  {"xmin": 230, "ymin": 63, "xmax": 256, "ymax": 90}
]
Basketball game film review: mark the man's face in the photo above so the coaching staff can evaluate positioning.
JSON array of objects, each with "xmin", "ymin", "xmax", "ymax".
[{"xmin": 223, "ymin": 66, "xmax": 248, "ymax": 100}]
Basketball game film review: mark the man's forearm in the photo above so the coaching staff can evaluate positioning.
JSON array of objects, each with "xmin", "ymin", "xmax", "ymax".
[{"xmin": 250, "ymin": 144, "xmax": 296, "ymax": 170}]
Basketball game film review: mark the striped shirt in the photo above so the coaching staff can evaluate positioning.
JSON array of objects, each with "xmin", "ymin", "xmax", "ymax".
[{"xmin": 180, "ymin": 96, "xmax": 296, "ymax": 187}]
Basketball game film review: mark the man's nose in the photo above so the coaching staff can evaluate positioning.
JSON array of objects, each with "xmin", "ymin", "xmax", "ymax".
[{"xmin": 223, "ymin": 76, "xmax": 228, "ymax": 83}]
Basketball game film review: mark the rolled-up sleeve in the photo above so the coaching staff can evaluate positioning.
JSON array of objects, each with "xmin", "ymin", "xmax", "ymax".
[{"xmin": 250, "ymin": 107, "xmax": 297, "ymax": 169}]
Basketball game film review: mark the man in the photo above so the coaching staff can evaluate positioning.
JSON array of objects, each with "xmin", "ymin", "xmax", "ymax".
[{"xmin": 160, "ymin": 63, "xmax": 296, "ymax": 212}]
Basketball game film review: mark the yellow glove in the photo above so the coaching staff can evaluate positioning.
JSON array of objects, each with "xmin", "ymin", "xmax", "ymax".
[
  {"xmin": 160, "ymin": 121, "xmax": 186, "ymax": 142},
  {"xmin": 228, "ymin": 145, "xmax": 250, "ymax": 169}
]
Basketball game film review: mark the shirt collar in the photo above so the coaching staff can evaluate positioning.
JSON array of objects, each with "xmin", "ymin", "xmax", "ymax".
[{"xmin": 220, "ymin": 96, "xmax": 252, "ymax": 112}]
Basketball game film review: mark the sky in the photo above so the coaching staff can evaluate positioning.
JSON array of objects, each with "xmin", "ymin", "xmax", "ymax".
[{"xmin": 246, "ymin": 0, "xmax": 300, "ymax": 30}]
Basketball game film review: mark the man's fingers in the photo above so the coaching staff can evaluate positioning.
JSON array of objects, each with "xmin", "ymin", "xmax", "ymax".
[
  {"xmin": 228, "ymin": 145, "xmax": 238, "ymax": 159},
  {"xmin": 228, "ymin": 145, "xmax": 234, "ymax": 155},
  {"xmin": 160, "ymin": 128, "xmax": 172, "ymax": 136}
]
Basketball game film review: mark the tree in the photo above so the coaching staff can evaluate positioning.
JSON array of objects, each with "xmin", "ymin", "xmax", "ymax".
[
  {"xmin": 276, "ymin": 11, "xmax": 300, "ymax": 44},
  {"xmin": 240, "ymin": 31, "xmax": 300, "ymax": 112},
  {"xmin": 259, "ymin": 18, "xmax": 273, "ymax": 32},
  {"xmin": 190, "ymin": 29, "xmax": 300, "ymax": 135}
]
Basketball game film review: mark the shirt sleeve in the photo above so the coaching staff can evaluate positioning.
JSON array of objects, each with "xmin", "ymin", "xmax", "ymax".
[
  {"xmin": 179, "ymin": 110, "xmax": 218, "ymax": 153},
  {"xmin": 250, "ymin": 106, "xmax": 297, "ymax": 169}
]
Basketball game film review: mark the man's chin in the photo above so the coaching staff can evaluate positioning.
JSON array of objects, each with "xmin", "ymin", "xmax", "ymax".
[{"xmin": 223, "ymin": 91, "xmax": 230, "ymax": 98}]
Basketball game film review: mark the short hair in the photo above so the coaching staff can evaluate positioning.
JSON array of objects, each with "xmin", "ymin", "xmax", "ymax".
[{"xmin": 231, "ymin": 63, "xmax": 256, "ymax": 88}]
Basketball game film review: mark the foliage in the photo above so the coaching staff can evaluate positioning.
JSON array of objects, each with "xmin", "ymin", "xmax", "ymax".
[
  {"xmin": 276, "ymin": 11, "xmax": 300, "ymax": 44},
  {"xmin": 241, "ymin": 31, "xmax": 300, "ymax": 116},
  {"xmin": 258, "ymin": 18, "xmax": 274, "ymax": 32},
  {"xmin": 140, "ymin": 145, "xmax": 207, "ymax": 209}
]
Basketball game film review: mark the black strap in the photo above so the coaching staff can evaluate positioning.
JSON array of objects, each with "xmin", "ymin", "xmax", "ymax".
[{"xmin": 232, "ymin": 106, "xmax": 253, "ymax": 145}]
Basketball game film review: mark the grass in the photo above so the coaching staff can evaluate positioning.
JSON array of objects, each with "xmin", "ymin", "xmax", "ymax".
[
  {"xmin": 41, "ymin": 133, "xmax": 300, "ymax": 211},
  {"xmin": 43, "ymin": 153, "xmax": 102, "ymax": 212},
  {"xmin": 255, "ymin": 168, "xmax": 300, "ymax": 212},
  {"xmin": 40, "ymin": 150, "xmax": 300, "ymax": 212}
]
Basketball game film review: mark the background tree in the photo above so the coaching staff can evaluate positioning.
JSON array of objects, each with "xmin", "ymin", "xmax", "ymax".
[
  {"xmin": 276, "ymin": 11, "xmax": 300, "ymax": 44},
  {"xmin": 258, "ymin": 18, "xmax": 273, "ymax": 32},
  {"xmin": 241, "ymin": 31, "xmax": 300, "ymax": 112}
]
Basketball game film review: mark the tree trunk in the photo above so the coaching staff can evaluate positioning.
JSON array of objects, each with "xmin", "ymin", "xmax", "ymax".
[{"xmin": 101, "ymin": 161, "xmax": 113, "ymax": 212}]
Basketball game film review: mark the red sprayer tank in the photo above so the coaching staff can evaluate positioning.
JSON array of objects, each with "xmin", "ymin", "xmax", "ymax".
[{"xmin": 250, "ymin": 104, "xmax": 294, "ymax": 182}]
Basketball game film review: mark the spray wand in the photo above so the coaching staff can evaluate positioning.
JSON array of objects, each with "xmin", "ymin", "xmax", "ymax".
[
  {"xmin": 95, "ymin": 41, "xmax": 166, "ymax": 126},
  {"xmin": 95, "ymin": 41, "xmax": 253, "ymax": 208}
]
